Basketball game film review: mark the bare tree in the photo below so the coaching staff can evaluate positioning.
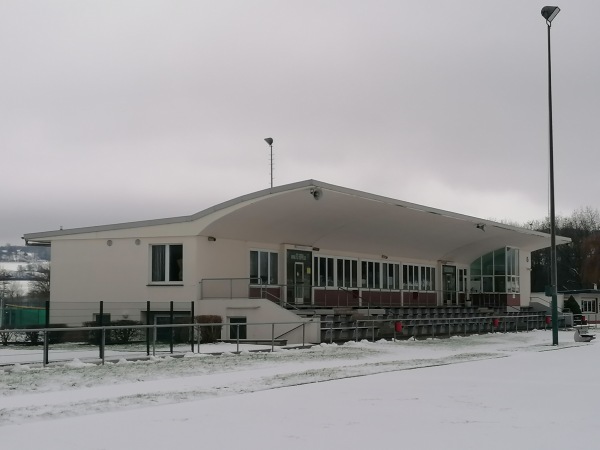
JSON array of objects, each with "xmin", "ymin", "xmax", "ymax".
[
  {"xmin": 29, "ymin": 265, "xmax": 50, "ymax": 298},
  {"xmin": 530, "ymin": 207, "xmax": 600, "ymax": 291}
]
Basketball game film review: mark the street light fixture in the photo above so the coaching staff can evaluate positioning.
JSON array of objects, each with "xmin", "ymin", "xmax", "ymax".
[{"xmin": 541, "ymin": 6, "xmax": 560, "ymax": 345}]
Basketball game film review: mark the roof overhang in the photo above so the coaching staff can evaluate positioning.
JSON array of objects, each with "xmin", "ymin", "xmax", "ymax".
[{"xmin": 23, "ymin": 180, "xmax": 569, "ymax": 263}]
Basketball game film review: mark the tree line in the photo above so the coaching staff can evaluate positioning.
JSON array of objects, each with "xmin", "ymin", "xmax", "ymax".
[{"xmin": 529, "ymin": 207, "xmax": 600, "ymax": 292}]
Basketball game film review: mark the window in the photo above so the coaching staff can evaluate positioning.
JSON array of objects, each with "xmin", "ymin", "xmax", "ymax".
[
  {"xmin": 382, "ymin": 262, "xmax": 401, "ymax": 290},
  {"xmin": 403, "ymin": 264, "xmax": 435, "ymax": 291},
  {"xmin": 151, "ymin": 244, "xmax": 183, "ymax": 283},
  {"xmin": 421, "ymin": 266, "xmax": 435, "ymax": 291},
  {"xmin": 458, "ymin": 268, "xmax": 467, "ymax": 292},
  {"xmin": 403, "ymin": 265, "xmax": 417, "ymax": 290},
  {"xmin": 229, "ymin": 317, "xmax": 247, "ymax": 339},
  {"xmin": 250, "ymin": 250, "xmax": 278, "ymax": 285},
  {"xmin": 361, "ymin": 261, "xmax": 381, "ymax": 289},
  {"xmin": 312, "ymin": 256, "xmax": 358, "ymax": 288},
  {"xmin": 314, "ymin": 256, "xmax": 335, "ymax": 287},
  {"xmin": 581, "ymin": 299, "xmax": 597, "ymax": 313},
  {"xmin": 337, "ymin": 258, "xmax": 358, "ymax": 288},
  {"xmin": 470, "ymin": 247, "xmax": 520, "ymax": 293},
  {"xmin": 506, "ymin": 247, "xmax": 520, "ymax": 293}
]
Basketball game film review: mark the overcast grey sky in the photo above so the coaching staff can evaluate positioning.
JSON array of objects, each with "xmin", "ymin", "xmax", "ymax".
[{"xmin": 2, "ymin": 1, "xmax": 599, "ymax": 245}]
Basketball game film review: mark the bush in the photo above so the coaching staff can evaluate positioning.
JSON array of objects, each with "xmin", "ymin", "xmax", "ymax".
[
  {"xmin": 83, "ymin": 321, "xmax": 106, "ymax": 345},
  {"xmin": 47, "ymin": 324, "xmax": 72, "ymax": 344},
  {"xmin": 0, "ymin": 329, "xmax": 14, "ymax": 346},
  {"xmin": 83, "ymin": 320, "xmax": 143, "ymax": 345},
  {"xmin": 564, "ymin": 296, "xmax": 582, "ymax": 315},
  {"xmin": 24, "ymin": 325, "xmax": 41, "ymax": 346},
  {"xmin": 195, "ymin": 315, "xmax": 222, "ymax": 343},
  {"xmin": 173, "ymin": 317, "xmax": 194, "ymax": 344},
  {"xmin": 111, "ymin": 320, "xmax": 143, "ymax": 344}
]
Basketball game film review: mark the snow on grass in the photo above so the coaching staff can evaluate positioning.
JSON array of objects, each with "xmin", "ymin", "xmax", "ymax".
[{"xmin": 0, "ymin": 329, "xmax": 597, "ymax": 449}]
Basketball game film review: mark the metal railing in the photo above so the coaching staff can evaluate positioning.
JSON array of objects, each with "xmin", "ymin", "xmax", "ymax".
[
  {"xmin": 0, "ymin": 320, "xmax": 313, "ymax": 367},
  {"xmin": 529, "ymin": 296, "xmax": 564, "ymax": 312},
  {"xmin": 199, "ymin": 278, "xmax": 515, "ymax": 309},
  {"xmin": 1, "ymin": 310, "xmax": 577, "ymax": 367}
]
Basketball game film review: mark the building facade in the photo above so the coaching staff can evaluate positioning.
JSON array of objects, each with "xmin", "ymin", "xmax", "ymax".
[{"xmin": 23, "ymin": 180, "xmax": 569, "ymax": 343}]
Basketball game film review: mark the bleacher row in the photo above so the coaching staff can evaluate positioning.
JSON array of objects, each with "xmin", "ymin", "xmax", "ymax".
[{"xmin": 317, "ymin": 307, "xmax": 549, "ymax": 342}]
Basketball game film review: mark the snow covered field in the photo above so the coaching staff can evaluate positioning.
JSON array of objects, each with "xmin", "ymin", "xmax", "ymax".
[{"xmin": 1, "ymin": 329, "xmax": 597, "ymax": 449}]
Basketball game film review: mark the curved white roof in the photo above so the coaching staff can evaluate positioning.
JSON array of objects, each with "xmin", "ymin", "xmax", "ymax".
[{"xmin": 24, "ymin": 179, "xmax": 568, "ymax": 263}]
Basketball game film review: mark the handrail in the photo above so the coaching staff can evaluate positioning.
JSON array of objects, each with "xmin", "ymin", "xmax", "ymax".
[
  {"xmin": 259, "ymin": 285, "xmax": 282, "ymax": 303},
  {"xmin": 336, "ymin": 286, "xmax": 374, "ymax": 315},
  {"xmin": 530, "ymin": 295, "xmax": 564, "ymax": 313},
  {"xmin": 257, "ymin": 284, "xmax": 305, "ymax": 312},
  {"xmin": 274, "ymin": 322, "xmax": 306, "ymax": 340},
  {"xmin": 199, "ymin": 277, "xmax": 519, "ymax": 309}
]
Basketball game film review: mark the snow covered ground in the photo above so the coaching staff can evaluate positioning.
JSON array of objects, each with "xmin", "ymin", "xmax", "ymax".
[{"xmin": 1, "ymin": 329, "xmax": 597, "ymax": 449}]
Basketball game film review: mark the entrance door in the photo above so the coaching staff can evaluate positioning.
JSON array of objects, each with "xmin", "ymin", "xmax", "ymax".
[
  {"xmin": 286, "ymin": 249, "xmax": 312, "ymax": 305},
  {"xmin": 442, "ymin": 265, "xmax": 457, "ymax": 305},
  {"xmin": 294, "ymin": 262, "xmax": 305, "ymax": 304},
  {"xmin": 154, "ymin": 315, "xmax": 172, "ymax": 341},
  {"xmin": 229, "ymin": 317, "xmax": 247, "ymax": 339}
]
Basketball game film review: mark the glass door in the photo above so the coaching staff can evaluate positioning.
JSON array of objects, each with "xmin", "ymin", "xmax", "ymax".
[
  {"xmin": 442, "ymin": 265, "xmax": 457, "ymax": 305},
  {"xmin": 294, "ymin": 262, "xmax": 305, "ymax": 304},
  {"xmin": 286, "ymin": 249, "xmax": 312, "ymax": 305}
]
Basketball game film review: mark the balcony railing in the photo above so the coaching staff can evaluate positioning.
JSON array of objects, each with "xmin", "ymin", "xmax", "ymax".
[{"xmin": 199, "ymin": 278, "xmax": 516, "ymax": 309}]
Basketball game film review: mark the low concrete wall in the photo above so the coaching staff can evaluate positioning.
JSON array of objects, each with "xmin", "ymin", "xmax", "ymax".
[{"xmin": 196, "ymin": 298, "xmax": 320, "ymax": 345}]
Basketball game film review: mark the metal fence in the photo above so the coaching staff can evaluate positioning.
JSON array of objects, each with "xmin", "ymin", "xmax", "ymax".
[
  {"xmin": 0, "ymin": 320, "xmax": 313, "ymax": 367},
  {"xmin": 1, "ymin": 312, "xmax": 585, "ymax": 368}
]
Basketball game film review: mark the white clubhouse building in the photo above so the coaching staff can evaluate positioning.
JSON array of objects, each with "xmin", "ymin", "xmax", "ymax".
[{"xmin": 23, "ymin": 180, "xmax": 568, "ymax": 343}]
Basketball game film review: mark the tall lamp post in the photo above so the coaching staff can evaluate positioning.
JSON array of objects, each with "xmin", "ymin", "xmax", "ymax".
[
  {"xmin": 541, "ymin": 6, "xmax": 560, "ymax": 346},
  {"xmin": 264, "ymin": 137, "xmax": 274, "ymax": 189}
]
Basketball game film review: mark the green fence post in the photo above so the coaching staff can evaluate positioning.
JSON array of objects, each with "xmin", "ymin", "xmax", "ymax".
[
  {"xmin": 44, "ymin": 300, "xmax": 50, "ymax": 365},
  {"xmin": 169, "ymin": 301, "xmax": 174, "ymax": 354},
  {"xmin": 98, "ymin": 301, "xmax": 104, "ymax": 360},
  {"xmin": 190, "ymin": 301, "xmax": 195, "ymax": 353},
  {"xmin": 146, "ymin": 301, "xmax": 151, "ymax": 356}
]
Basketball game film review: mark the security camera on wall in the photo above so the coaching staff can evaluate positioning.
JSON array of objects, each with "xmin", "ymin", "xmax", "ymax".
[{"xmin": 310, "ymin": 187, "xmax": 322, "ymax": 200}]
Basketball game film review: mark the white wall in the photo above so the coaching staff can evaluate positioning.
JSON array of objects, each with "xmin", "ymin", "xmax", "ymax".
[
  {"xmin": 51, "ymin": 236, "xmax": 198, "ymax": 303},
  {"xmin": 198, "ymin": 298, "xmax": 321, "ymax": 345},
  {"xmin": 529, "ymin": 292, "xmax": 565, "ymax": 312},
  {"xmin": 519, "ymin": 251, "xmax": 532, "ymax": 307}
]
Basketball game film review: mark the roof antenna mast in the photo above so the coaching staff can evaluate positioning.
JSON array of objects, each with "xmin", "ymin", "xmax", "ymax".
[{"xmin": 264, "ymin": 137, "xmax": 274, "ymax": 189}]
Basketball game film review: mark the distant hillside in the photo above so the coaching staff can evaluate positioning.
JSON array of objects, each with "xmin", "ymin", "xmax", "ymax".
[{"xmin": 0, "ymin": 244, "xmax": 50, "ymax": 262}]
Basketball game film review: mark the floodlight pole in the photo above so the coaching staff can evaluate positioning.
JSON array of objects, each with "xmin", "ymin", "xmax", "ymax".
[
  {"xmin": 264, "ymin": 137, "xmax": 274, "ymax": 189},
  {"xmin": 542, "ymin": 6, "xmax": 560, "ymax": 346}
]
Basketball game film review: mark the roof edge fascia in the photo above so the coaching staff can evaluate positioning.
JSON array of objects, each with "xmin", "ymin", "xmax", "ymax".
[
  {"xmin": 22, "ymin": 180, "xmax": 319, "ymax": 243},
  {"xmin": 22, "ymin": 179, "xmax": 569, "ymax": 245}
]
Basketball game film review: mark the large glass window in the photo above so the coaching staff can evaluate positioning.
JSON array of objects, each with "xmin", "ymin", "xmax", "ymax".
[
  {"xmin": 314, "ymin": 256, "xmax": 335, "ymax": 287},
  {"xmin": 361, "ymin": 261, "xmax": 381, "ymax": 289},
  {"xmin": 458, "ymin": 268, "xmax": 467, "ymax": 292},
  {"xmin": 382, "ymin": 263, "xmax": 401, "ymax": 290},
  {"xmin": 250, "ymin": 250, "xmax": 278, "ymax": 285},
  {"xmin": 312, "ymin": 256, "xmax": 360, "ymax": 288},
  {"xmin": 403, "ymin": 264, "xmax": 436, "ymax": 291},
  {"xmin": 403, "ymin": 265, "xmax": 417, "ymax": 290},
  {"xmin": 151, "ymin": 244, "xmax": 183, "ymax": 283},
  {"xmin": 507, "ymin": 247, "xmax": 520, "ymax": 293},
  {"xmin": 470, "ymin": 247, "xmax": 520, "ymax": 293},
  {"xmin": 337, "ymin": 258, "xmax": 358, "ymax": 288}
]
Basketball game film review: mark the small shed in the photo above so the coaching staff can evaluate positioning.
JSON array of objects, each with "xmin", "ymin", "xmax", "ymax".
[{"xmin": 559, "ymin": 289, "xmax": 600, "ymax": 324}]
